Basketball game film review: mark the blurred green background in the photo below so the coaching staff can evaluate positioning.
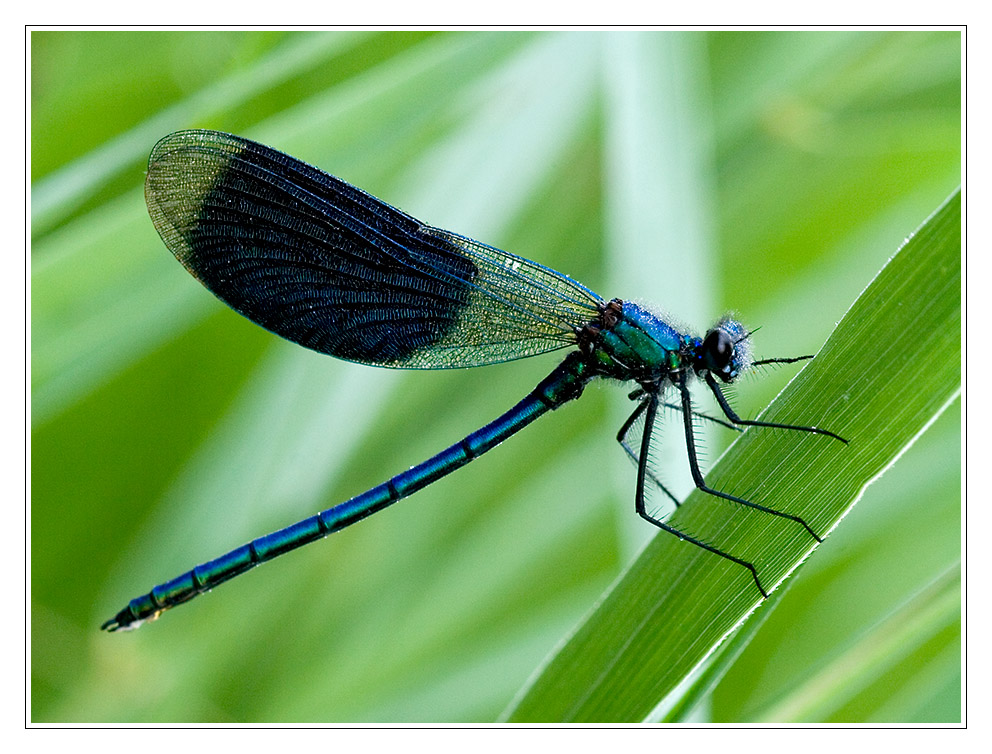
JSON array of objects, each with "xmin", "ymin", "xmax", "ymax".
[{"xmin": 31, "ymin": 30, "xmax": 961, "ymax": 723}]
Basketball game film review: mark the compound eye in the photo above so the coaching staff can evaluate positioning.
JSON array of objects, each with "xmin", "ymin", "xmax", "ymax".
[
  {"xmin": 703, "ymin": 330, "xmax": 734, "ymax": 366},
  {"xmin": 702, "ymin": 328, "xmax": 738, "ymax": 381}
]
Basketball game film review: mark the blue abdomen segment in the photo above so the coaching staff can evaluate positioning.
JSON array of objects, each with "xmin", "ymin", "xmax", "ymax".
[{"xmin": 102, "ymin": 354, "xmax": 592, "ymax": 631}]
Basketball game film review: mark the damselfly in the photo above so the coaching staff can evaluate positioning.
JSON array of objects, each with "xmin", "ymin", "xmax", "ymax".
[{"xmin": 102, "ymin": 130, "xmax": 845, "ymax": 632}]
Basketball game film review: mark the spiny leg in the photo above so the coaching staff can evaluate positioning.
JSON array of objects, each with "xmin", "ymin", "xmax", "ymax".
[
  {"xmin": 752, "ymin": 354, "xmax": 814, "ymax": 367},
  {"xmin": 633, "ymin": 391, "xmax": 768, "ymax": 597},
  {"xmin": 704, "ymin": 372, "xmax": 848, "ymax": 444},
  {"xmin": 617, "ymin": 398, "xmax": 679, "ymax": 507},
  {"xmin": 660, "ymin": 401, "xmax": 743, "ymax": 433},
  {"xmin": 618, "ymin": 393, "xmax": 746, "ymax": 508},
  {"xmin": 678, "ymin": 373, "xmax": 823, "ymax": 543},
  {"xmin": 628, "ymin": 387, "xmax": 744, "ymax": 431}
]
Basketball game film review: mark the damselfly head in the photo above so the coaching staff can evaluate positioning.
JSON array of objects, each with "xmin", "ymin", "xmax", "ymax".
[{"xmin": 697, "ymin": 317, "xmax": 753, "ymax": 383}]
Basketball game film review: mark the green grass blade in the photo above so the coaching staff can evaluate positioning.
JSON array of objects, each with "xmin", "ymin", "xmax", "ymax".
[
  {"xmin": 504, "ymin": 189, "xmax": 961, "ymax": 722},
  {"xmin": 656, "ymin": 570, "xmax": 797, "ymax": 723}
]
